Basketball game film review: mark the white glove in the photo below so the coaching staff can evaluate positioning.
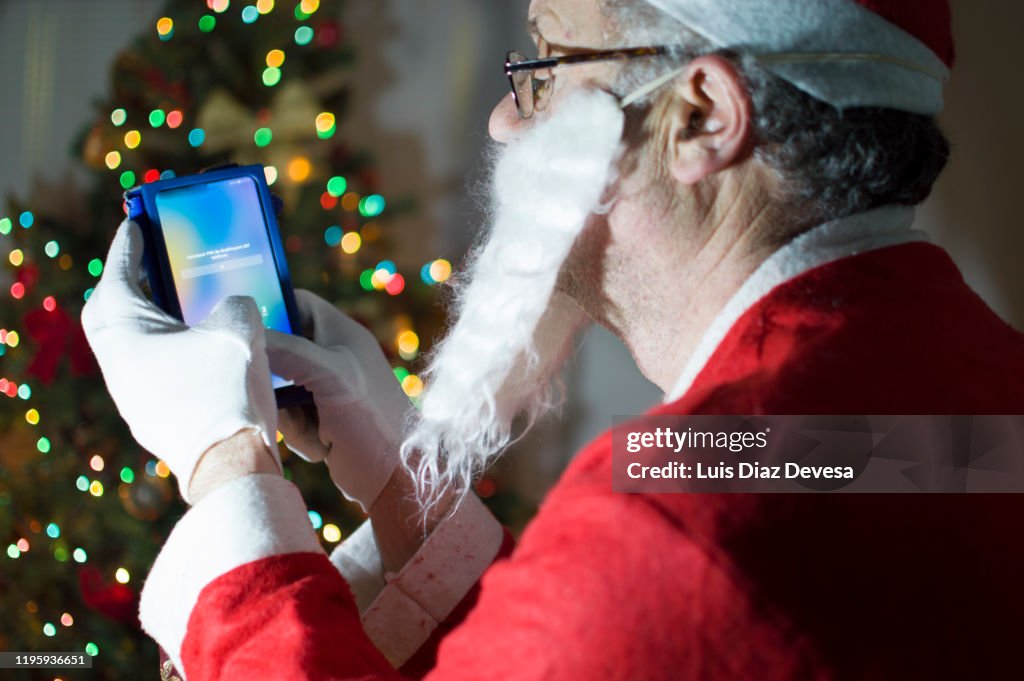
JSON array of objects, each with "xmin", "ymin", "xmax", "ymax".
[
  {"xmin": 81, "ymin": 221, "xmax": 280, "ymax": 502},
  {"xmin": 265, "ymin": 290, "xmax": 411, "ymax": 511}
]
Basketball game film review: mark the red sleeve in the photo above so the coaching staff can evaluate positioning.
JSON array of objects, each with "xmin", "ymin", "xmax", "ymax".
[{"xmin": 180, "ymin": 489, "xmax": 815, "ymax": 681}]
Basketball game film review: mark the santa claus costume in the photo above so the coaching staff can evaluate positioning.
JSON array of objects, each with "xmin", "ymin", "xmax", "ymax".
[{"xmin": 131, "ymin": 1, "xmax": 1024, "ymax": 679}]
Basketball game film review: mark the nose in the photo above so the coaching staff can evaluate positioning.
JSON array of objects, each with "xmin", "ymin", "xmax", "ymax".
[{"xmin": 488, "ymin": 92, "xmax": 524, "ymax": 144}]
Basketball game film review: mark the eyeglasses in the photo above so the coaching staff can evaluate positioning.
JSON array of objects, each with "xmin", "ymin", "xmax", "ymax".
[{"xmin": 505, "ymin": 46, "xmax": 676, "ymax": 119}]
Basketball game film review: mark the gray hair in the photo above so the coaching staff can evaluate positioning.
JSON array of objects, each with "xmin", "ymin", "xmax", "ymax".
[{"xmin": 601, "ymin": 0, "xmax": 951, "ymax": 224}]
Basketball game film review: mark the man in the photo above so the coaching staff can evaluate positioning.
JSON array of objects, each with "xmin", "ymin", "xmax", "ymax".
[{"xmin": 83, "ymin": 0, "xmax": 1024, "ymax": 679}]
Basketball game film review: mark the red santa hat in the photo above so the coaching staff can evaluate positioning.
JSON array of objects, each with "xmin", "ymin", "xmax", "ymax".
[{"xmin": 644, "ymin": 0, "xmax": 953, "ymax": 114}]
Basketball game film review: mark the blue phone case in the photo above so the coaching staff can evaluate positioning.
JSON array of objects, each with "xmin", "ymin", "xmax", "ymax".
[{"xmin": 124, "ymin": 164, "xmax": 312, "ymax": 407}]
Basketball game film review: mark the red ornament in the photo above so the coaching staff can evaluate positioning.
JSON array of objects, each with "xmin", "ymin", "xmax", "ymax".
[
  {"xmin": 78, "ymin": 566, "xmax": 140, "ymax": 628},
  {"xmin": 23, "ymin": 307, "xmax": 97, "ymax": 384}
]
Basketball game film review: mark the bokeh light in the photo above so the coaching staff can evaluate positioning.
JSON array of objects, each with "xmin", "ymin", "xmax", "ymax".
[
  {"xmin": 19, "ymin": 211, "xmax": 33, "ymax": 228},
  {"xmin": 87, "ymin": 258, "xmax": 104, "ymax": 277},
  {"xmin": 124, "ymin": 130, "xmax": 141, "ymax": 149},
  {"xmin": 25, "ymin": 409, "xmax": 39, "ymax": 425},
  {"xmin": 199, "ymin": 14, "xmax": 217, "ymax": 32},
  {"xmin": 359, "ymin": 195, "xmax": 386, "ymax": 218},
  {"xmin": 402, "ymin": 375, "xmax": 424, "ymax": 398},
  {"xmin": 257, "ymin": 0, "xmax": 275, "ymax": 14},
  {"xmin": 295, "ymin": 26, "xmax": 314, "ymax": 45},
  {"xmin": 61, "ymin": 613, "xmax": 74, "ymax": 627},
  {"xmin": 262, "ymin": 67, "xmax": 281, "ymax": 87},
  {"xmin": 46, "ymin": 523, "xmax": 60, "ymax": 538},
  {"xmin": 209, "ymin": 0, "xmax": 230, "ymax": 12},
  {"xmin": 89, "ymin": 454, "xmax": 104, "ymax": 472},
  {"xmin": 105, "ymin": 151, "xmax": 122, "ymax": 169},
  {"xmin": 241, "ymin": 5, "xmax": 259, "ymax": 23},
  {"xmin": 120, "ymin": 467, "xmax": 134, "ymax": 484},
  {"xmin": 9, "ymin": 249, "xmax": 23, "ymax": 266},
  {"xmin": 307, "ymin": 511, "xmax": 323, "ymax": 529},
  {"xmin": 264, "ymin": 165, "xmax": 279, "ymax": 185},
  {"xmin": 254, "ymin": 127, "xmax": 273, "ymax": 147},
  {"xmin": 166, "ymin": 110, "xmax": 184, "ymax": 129},
  {"xmin": 0, "ymin": 218, "xmax": 11, "ymax": 234},
  {"xmin": 119, "ymin": 171, "xmax": 136, "ymax": 189},
  {"xmin": 149, "ymin": 109, "xmax": 166, "ymax": 127},
  {"xmin": 326, "ymin": 176, "xmax": 347, "ymax": 197},
  {"xmin": 89, "ymin": 481, "xmax": 103, "ymax": 497},
  {"xmin": 340, "ymin": 232, "xmax": 361, "ymax": 255},
  {"xmin": 156, "ymin": 17, "xmax": 174, "ymax": 39},
  {"xmin": 266, "ymin": 49, "xmax": 285, "ymax": 68},
  {"xmin": 155, "ymin": 460, "xmax": 171, "ymax": 478},
  {"xmin": 111, "ymin": 108, "xmax": 127, "ymax": 126},
  {"xmin": 397, "ymin": 330, "xmax": 419, "ymax": 358},
  {"xmin": 85, "ymin": 642, "xmax": 99, "ymax": 657},
  {"xmin": 37, "ymin": 437, "xmax": 50, "ymax": 453},
  {"xmin": 44, "ymin": 241, "xmax": 60, "ymax": 258},
  {"xmin": 43, "ymin": 296, "xmax": 56, "ymax": 311},
  {"xmin": 10, "ymin": 282, "xmax": 25, "ymax": 300},
  {"xmin": 115, "ymin": 568, "xmax": 130, "ymax": 584},
  {"xmin": 287, "ymin": 156, "xmax": 312, "ymax": 182},
  {"xmin": 323, "ymin": 226, "xmax": 342, "ymax": 247},
  {"xmin": 322, "ymin": 524, "xmax": 341, "ymax": 542},
  {"xmin": 73, "ymin": 548, "xmax": 87, "ymax": 563},
  {"xmin": 188, "ymin": 128, "xmax": 206, "ymax": 147}
]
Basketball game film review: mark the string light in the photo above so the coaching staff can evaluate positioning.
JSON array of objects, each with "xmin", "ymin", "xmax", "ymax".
[
  {"xmin": 430, "ymin": 259, "xmax": 452, "ymax": 283},
  {"xmin": 359, "ymin": 194, "xmax": 386, "ymax": 218},
  {"xmin": 37, "ymin": 437, "xmax": 50, "ymax": 453},
  {"xmin": 326, "ymin": 176, "xmax": 347, "ymax": 197},
  {"xmin": 264, "ymin": 165, "xmax": 278, "ymax": 185},
  {"xmin": 307, "ymin": 511, "xmax": 323, "ymax": 529},
  {"xmin": 241, "ymin": 5, "xmax": 259, "ymax": 23},
  {"xmin": 295, "ymin": 26, "xmax": 314, "ymax": 45},
  {"xmin": 119, "ymin": 171, "xmax": 136, "ymax": 189},
  {"xmin": 256, "ymin": 0, "xmax": 274, "ymax": 14},
  {"xmin": 385, "ymin": 273, "xmax": 405, "ymax": 296},
  {"xmin": 300, "ymin": 0, "xmax": 320, "ymax": 13},
  {"xmin": 61, "ymin": 613, "xmax": 74, "ymax": 627},
  {"xmin": 76, "ymin": 476, "xmax": 89, "ymax": 492},
  {"xmin": 46, "ymin": 523, "xmax": 60, "ymax": 538},
  {"xmin": 10, "ymin": 282, "xmax": 25, "ymax": 300},
  {"xmin": 19, "ymin": 211, "xmax": 33, "ymax": 228},
  {"xmin": 115, "ymin": 568, "xmax": 130, "ymax": 584},
  {"xmin": 254, "ymin": 127, "xmax": 273, "ymax": 147},
  {"xmin": 87, "ymin": 259, "xmax": 104, "ymax": 277},
  {"xmin": 89, "ymin": 481, "xmax": 103, "ymax": 497},
  {"xmin": 266, "ymin": 49, "xmax": 285, "ymax": 68},
  {"xmin": 262, "ymin": 67, "xmax": 281, "ymax": 87},
  {"xmin": 209, "ymin": 0, "xmax": 230, "ymax": 12},
  {"xmin": 166, "ymin": 110, "xmax": 183, "ymax": 128},
  {"xmin": 188, "ymin": 128, "xmax": 206, "ymax": 147},
  {"xmin": 9, "ymin": 249, "xmax": 23, "ymax": 266},
  {"xmin": 17, "ymin": 383, "xmax": 30, "ymax": 399},
  {"xmin": 73, "ymin": 548, "xmax": 87, "ymax": 563},
  {"xmin": 43, "ymin": 623, "xmax": 56, "ymax": 637},
  {"xmin": 105, "ymin": 151, "xmax": 122, "ymax": 169},
  {"xmin": 287, "ymin": 156, "xmax": 311, "ymax": 182},
  {"xmin": 44, "ymin": 241, "xmax": 59, "ymax": 258},
  {"xmin": 155, "ymin": 460, "xmax": 171, "ymax": 478},
  {"xmin": 120, "ymin": 467, "xmax": 134, "ymax": 484},
  {"xmin": 401, "ymin": 375, "xmax": 424, "ymax": 398},
  {"xmin": 149, "ymin": 109, "xmax": 166, "ymax": 127},
  {"xmin": 0, "ymin": 217, "xmax": 11, "ymax": 234},
  {"xmin": 156, "ymin": 17, "xmax": 174, "ymax": 40},
  {"xmin": 6, "ymin": 544, "xmax": 20, "ymax": 559},
  {"xmin": 26, "ymin": 408, "xmax": 40, "ymax": 425},
  {"xmin": 323, "ymin": 226, "xmax": 342, "ymax": 247},
  {"xmin": 85, "ymin": 643, "xmax": 99, "ymax": 657},
  {"xmin": 16, "ymin": 538, "xmax": 29, "ymax": 552},
  {"xmin": 340, "ymin": 232, "xmax": 361, "ymax": 255},
  {"xmin": 111, "ymin": 109, "xmax": 127, "ymax": 126},
  {"xmin": 397, "ymin": 331, "xmax": 419, "ymax": 358},
  {"xmin": 124, "ymin": 130, "xmax": 141, "ymax": 149},
  {"xmin": 315, "ymin": 112, "xmax": 335, "ymax": 139},
  {"xmin": 322, "ymin": 524, "xmax": 341, "ymax": 542},
  {"xmin": 43, "ymin": 296, "xmax": 57, "ymax": 311},
  {"xmin": 89, "ymin": 455, "xmax": 104, "ymax": 472}
]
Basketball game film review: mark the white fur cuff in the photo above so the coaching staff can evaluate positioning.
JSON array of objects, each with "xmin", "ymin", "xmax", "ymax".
[{"xmin": 139, "ymin": 474, "xmax": 323, "ymax": 679}]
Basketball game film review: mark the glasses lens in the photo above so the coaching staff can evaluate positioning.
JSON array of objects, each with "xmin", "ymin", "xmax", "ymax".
[{"xmin": 506, "ymin": 51, "xmax": 534, "ymax": 119}]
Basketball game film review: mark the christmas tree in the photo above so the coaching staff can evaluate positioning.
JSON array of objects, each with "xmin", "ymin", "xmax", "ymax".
[{"xmin": 0, "ymin": 1, "xmax": 459, "ymax": 677}]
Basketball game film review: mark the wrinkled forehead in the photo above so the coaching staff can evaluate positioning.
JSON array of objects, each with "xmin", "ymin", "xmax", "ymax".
[{"xmin": 527, "ymin": 0, "xmax": 617, "ymax": 49}]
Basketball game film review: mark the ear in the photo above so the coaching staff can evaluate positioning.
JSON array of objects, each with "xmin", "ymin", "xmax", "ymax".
[{"xmin": 664, "ymin": 55, "xmax": 753, "ymax": 185}]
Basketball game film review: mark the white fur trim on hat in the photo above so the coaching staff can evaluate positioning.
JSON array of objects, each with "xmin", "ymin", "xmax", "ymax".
[{"xmin": 645, "ymin": 0, "xmax": 950, "ymax": 114}]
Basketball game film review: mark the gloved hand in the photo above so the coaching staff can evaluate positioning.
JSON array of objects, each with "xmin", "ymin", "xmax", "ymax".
[
  {"xmin": 81, "ymin": 221, "xmax": 280, "ymax": 502},
  {"xmin": 265, "ymin": 290, "xmax": 412, "ymax": 511}
]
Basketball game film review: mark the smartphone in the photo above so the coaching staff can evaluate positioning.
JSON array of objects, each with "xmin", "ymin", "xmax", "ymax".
[{"xmin": 124, "ymin": 164, "xmax": 311, "ymax": 407}]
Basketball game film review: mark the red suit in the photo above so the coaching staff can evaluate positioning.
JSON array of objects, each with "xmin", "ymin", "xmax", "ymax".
[{"xmin": 141, "ymin": 209, "xmax": 1024, "ymax": 680}]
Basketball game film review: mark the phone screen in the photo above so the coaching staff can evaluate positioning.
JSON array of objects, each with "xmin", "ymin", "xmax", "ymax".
[{"xmin": 155, "ymin": 176, "xmax": 294, "ymax": 389}]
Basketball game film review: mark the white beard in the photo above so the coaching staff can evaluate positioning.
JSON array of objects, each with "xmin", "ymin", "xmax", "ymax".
[{"xmin": 401, "ymin": 90, "xmax": 625, "ymax": 508}]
